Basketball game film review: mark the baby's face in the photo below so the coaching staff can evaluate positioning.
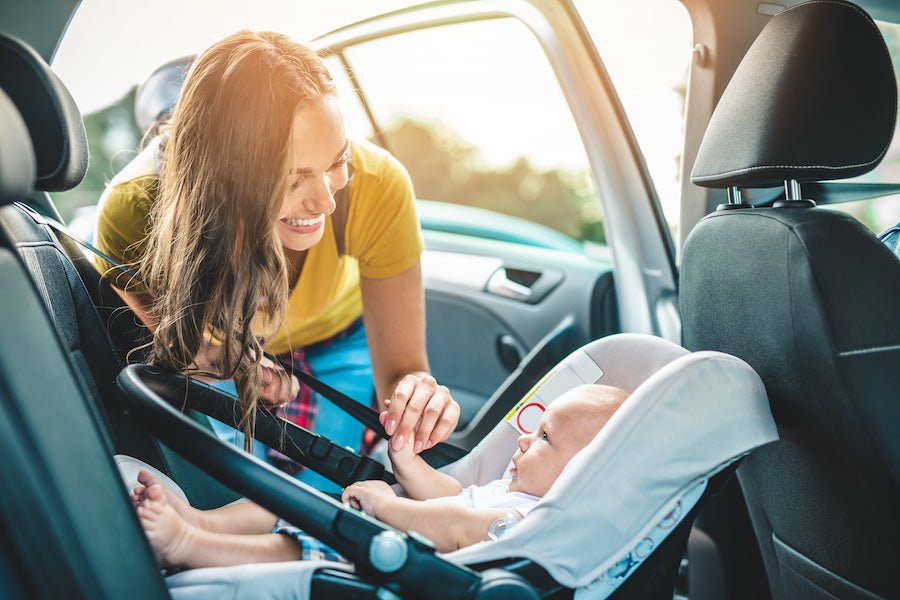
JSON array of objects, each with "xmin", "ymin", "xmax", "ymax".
[{"xmin": 508, "ymin": 385, "xmax": 625, "ymax": 497}]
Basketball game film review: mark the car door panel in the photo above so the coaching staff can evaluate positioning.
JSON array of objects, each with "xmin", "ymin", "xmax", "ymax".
[{"xmin": 421, "ymin": 231, "xmax": 615, "ymax": 428}]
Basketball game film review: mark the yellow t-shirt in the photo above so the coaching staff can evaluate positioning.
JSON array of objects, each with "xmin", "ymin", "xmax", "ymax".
[{"xmin": 92, "ymin": 138, "xmax": 423, "ymax": 355}]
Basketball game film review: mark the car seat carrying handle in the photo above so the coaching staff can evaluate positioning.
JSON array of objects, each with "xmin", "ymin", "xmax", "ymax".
[
  {"xmin": 182, "ymin": 371, "xmax": 395, "ymax": 487},
  {"xmin": 117, "ymin": 364, "xmax": 539, "ymax": 599}
]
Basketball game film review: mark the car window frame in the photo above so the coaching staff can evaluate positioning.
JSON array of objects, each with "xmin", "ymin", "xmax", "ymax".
[{"xmin": 313, "ymin": 0, "xmax": 680, "ymax": 342}]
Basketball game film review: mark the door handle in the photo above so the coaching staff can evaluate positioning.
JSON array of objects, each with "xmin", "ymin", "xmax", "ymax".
[{"xmin": 486, "ymin": 268, "xmax": 532, "ymax": 301}]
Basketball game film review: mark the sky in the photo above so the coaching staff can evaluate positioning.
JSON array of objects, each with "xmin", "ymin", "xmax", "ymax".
[{"xmin": 53, "ymin": 1, "xmax": 414, "ymax": 112}]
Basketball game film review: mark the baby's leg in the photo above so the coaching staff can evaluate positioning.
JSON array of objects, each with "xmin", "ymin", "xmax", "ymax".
[
  {"xmin": 135, "ymin": 481, "xmax": 195, "ymax": 568},
  {"xmin": 133, "ymin": 470, "xmax": 201, "ymax": 527},
  {"xmin": 132, "ymin": 470, "xmax": 277, "ymax": 535},
  {"xmin": 136, "ymin": 479, "xmax": 303, "ymax": 569}
]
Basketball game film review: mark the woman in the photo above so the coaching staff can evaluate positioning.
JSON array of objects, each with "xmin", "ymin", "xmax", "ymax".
[{"xmin": 93, "ymin": 31, "xmax": 459, "ymax": 488}]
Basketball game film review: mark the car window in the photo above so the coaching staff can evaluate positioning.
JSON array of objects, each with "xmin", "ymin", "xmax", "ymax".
[
  {"xmin": 824, "ymin": 21, "xmax": 900, "ymax": 236},
  {"xmin": 572, "ymin": 0, "xmax": 693, "ymax": 242},
  {"xmin": 335, "ymin": 18, "xmax": 606, "ymax": 250}
]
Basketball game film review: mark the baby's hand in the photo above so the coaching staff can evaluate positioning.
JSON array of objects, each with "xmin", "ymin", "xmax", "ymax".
[
  {"xmin": 381, "ymin": 403, "xmax": 417, "ymax": 467},
  {"xmin": 342, "ymin": 480, "xmax": 397, "ymax": 518}
]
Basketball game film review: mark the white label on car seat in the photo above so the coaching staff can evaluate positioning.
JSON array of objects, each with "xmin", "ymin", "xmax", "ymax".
[
  {"xmin": 512, "ymin": 401, "xmax": 546, "ymax": 435},
  {"xmin": 504, "ymin": 351, "xmax": 604, "ymax": 435}
]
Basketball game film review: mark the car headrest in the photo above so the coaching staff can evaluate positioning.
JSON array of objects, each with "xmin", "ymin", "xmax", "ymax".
[
  {"xmin": 134, "ymin": 55, "xmax": 193, "ymax": 133},
  {"xmin": 0, "ymin": 87, "xmax": 35, "ymax": 203},
  {"xmin": 691, "ymin": 0, "xmax": 896, "ymax": 189},
  {"xmin": 0, "ymin": 33, "xmax": 88, "ymax": 192}
]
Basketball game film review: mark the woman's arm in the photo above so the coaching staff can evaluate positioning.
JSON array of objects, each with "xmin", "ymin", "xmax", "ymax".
[
  {"xmin": 361, "ymin": 262, "xmax": 460, "ymax": 453},
  {"xmin": 342, "ymin": 481, "xmax": 511, "ymax": 553}
]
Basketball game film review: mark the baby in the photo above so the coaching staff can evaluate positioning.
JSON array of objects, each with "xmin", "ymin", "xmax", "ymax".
[{"xmin": 134, "ymin": 383, "xmax": 627, "ymax": 568}]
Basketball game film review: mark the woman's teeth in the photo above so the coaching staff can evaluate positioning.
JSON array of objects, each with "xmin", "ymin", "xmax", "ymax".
[{"xmin": 282, "ymin": 215, "xmax": 324, "ymax": 227}]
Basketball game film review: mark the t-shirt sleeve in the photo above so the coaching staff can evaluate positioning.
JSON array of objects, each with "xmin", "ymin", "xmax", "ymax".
[
  {"xmin": 92, "ymin": 176, "xmax": 156, "ymax": 295},
  {"xmin": 345, "ymin": 148, "xmax": 423, "ymax": 279}
]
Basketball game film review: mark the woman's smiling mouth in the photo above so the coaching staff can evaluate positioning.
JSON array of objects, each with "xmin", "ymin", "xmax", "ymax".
[{"xmin": 280, "ymin": 214, "xmax": 325, "ymax": 233}]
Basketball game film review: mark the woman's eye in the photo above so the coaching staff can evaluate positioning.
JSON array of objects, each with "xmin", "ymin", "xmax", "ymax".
[{"xmin": 329, "ymin": 157, "xmax": 348, "ymax": 172}]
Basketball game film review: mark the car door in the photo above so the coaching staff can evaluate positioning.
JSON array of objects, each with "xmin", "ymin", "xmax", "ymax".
[{"xmin": 312, "ymin": 1, "xmax": 678, "ymax": 441}]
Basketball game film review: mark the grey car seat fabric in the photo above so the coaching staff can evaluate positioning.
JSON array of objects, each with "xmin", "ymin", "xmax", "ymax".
[
  {"xmin": 445, "ymin": 334, "xmax": 777, "ymax": 597},
  {"xmin": 159, "ymin": 333, "xmax": 776, "ymax": 600},
  {"xmin": 683, "ymin": 1, "xmax": 900, "ymax": 598}
]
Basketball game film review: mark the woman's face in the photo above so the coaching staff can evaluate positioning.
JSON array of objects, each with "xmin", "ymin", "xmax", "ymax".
[{"xmin": 277, "ymin": 94, "xmax": 349, "ymax": 252}]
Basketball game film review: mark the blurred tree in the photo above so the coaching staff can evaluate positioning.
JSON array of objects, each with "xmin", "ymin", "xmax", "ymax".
[
  {"xmin": 50, "ymin": 87, "xmax": 140, "ymax": 221},
  {"xmin": 51, "ymin": 100, "xmax": 609, "ymax": 246},
  {"xmin": 381, "ymin": 117, "xmax": 604, "ymax": 244}
]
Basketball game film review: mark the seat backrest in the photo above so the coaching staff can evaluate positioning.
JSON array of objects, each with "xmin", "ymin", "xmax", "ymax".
[
  {"xmin": 0, "ymin": 31, "xmax": 239, "ymax": 509},
  {"xmin": 0, "ymin": 31, "xmax": 173, "ymax": 462},
  {"xmin": 0, "ymin": 74, "xmax": 169, "ymax": 600},
  {"xmin": 682, "ymin": 2, "xmax": 900, "ymax": 598}
]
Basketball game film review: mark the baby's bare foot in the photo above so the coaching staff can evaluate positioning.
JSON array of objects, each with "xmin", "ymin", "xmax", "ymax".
[
  {"xmin": 135, "ymin": 470, "xmax": 202, "ymax": 528},
  {"xmin": 136, "ymin": 482, "xmax": 196, "ymax": 568}
]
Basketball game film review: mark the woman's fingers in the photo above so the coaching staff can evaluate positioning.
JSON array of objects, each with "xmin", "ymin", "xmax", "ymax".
[
  {"xmin": 389, "ymin": 375, "xmax": 437, "ymax": 451},
  {"xmin": 426, "ymin": 397, "xmax": 460, "ymax": 451},
  {"xmin": 413, "ymin": 385, "xmax": 453, "ymax": 453},
  {"xmin": 384, "ymin": 375, "xmax": 417, "ymax": 436},
  {"xmin": 258, "ymin": 364, "xmax": 298, "ymax": 408}
]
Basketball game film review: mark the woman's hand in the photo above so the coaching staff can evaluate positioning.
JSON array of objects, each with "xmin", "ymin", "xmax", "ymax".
[
  {"xmin": 258, "ymin": 356, "xmax": 300, "ymax": 409},
  {"xmin": 342, "ymin": 480, "xmax": 397, "ymax": 517},
  {"xmin": 382, "ymin": 373, "xmax": 460, "ymax": 454}
]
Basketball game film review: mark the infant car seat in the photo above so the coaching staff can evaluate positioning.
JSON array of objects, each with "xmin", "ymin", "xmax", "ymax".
[{"xmin": 121, "ymin": 333, "xmax": 777, "ymax": 599}]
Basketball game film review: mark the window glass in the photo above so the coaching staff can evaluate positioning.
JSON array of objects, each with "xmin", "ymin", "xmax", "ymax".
[
  {"xmin": 825, "ymin": 21, "xmax": 900, "ymax": 237},
  {"xmin": 322, "ymin": 55, "xmax": 375, "ymax": 143},
  {"xmin": 572, "ymin": 0, "xmax": 693, "ymax": 241},
  {"xmin": 341, "ymin": 18, "xmax": 605, "ymax": 248}
]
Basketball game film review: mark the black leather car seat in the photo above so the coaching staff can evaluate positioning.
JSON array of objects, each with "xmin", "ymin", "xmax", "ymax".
[
  {"xmin": 0, "ymin": 31, "xmax": 239, "ymax": 509},
  {"xmin": 681, "ymin": 1, "xmax": 900, "ymax": 598},
  {"xmin": 0, "ymin": 75, "xmax": 171, "ymax": 599}
]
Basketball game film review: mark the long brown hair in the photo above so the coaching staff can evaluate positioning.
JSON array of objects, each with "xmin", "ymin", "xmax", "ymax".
[{"xmin": 140, "ymin": 31, "xmax": 335, "ymax": 448}]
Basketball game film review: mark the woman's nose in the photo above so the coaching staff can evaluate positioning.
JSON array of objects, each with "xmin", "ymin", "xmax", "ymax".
[{"xmin": 308, "ymin": 176, "xmax": 336, "ymax": 215}]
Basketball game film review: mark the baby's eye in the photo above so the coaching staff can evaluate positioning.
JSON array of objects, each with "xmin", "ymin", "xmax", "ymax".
[{"xmin": 540, "ymin": 432, "xmax": 549, "ymax": 442}]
